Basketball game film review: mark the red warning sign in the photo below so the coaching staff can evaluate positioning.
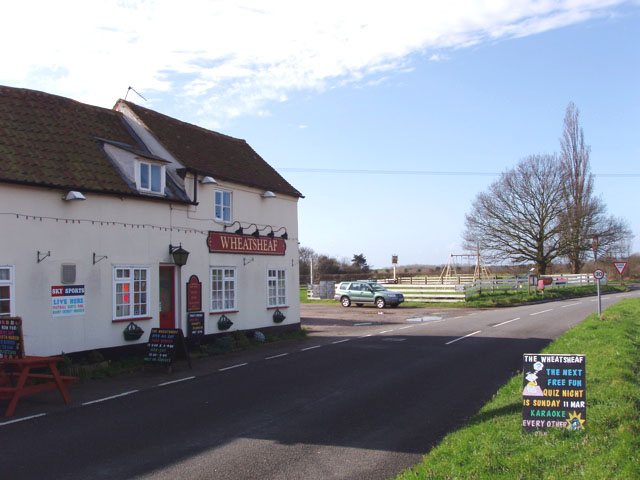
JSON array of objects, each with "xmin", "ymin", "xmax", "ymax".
[{"xmin": 613, "ymin": 262, "xmax": 628, "ymax": 275}]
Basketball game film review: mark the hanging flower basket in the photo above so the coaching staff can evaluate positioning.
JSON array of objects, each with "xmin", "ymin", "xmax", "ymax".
[
  {"xmin": 218, "ymin": 315, "xmax": 233, "ymax": 331},
  {"xmin": 272, "ymin": 309, "xmax": 286, "ymax": 323},
  {"xmin": 123, "ymin": 322, "xmax": 144, "ymax": 341}
]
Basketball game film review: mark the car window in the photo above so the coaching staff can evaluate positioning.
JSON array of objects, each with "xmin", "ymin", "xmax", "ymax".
[
  {"xmin": 371, "ymin": 284, "xmax": 387, "ymax": 291},
  {"xmin": 349, "ymin": 284, "xmax": 361, "ymax": 291},
  {"xmin": 339, "ymin": 283, "xmax": 349, "ymax": 290}
]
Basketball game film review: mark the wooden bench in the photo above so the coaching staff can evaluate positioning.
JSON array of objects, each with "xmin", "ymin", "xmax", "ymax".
[{"xmin": 0, "ymin": 355, "xmax": 78, "ymax": 417}]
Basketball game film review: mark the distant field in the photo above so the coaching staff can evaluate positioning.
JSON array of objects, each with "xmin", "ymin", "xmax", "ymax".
[{"xmin": 301, "ymin": 284, "xmax": 629, "ymax": 308}]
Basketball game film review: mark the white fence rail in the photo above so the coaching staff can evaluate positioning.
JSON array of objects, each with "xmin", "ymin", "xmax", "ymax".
[{"xmin": 380, "ymin": 273, "xmax": 602, "ymax": 303}]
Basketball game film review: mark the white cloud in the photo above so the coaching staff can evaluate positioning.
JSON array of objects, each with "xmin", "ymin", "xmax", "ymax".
[{"xmin": 0, "ymin": 0, "xmax": 628, "ymax": 126}]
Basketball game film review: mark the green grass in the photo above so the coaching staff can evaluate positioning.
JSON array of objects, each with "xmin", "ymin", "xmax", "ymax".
[{"xmin": 395, "ymin": 298, "xmax": 640, "ymax": 480}]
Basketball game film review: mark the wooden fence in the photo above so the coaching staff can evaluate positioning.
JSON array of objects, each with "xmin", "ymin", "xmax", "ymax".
[{"xmin": 378, "ymin": 273, "xmax": 602, "ymax": 303}]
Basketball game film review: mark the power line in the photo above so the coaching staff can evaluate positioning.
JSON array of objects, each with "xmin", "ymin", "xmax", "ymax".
[{"xmin": 275, "ymin": 167, "xmax": 640, "ymax": 177}]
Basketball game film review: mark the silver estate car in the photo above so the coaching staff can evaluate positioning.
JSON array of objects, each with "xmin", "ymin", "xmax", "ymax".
[{"xmin": 334, "ymin": 281, "xmax": 404, "ymax": 308}]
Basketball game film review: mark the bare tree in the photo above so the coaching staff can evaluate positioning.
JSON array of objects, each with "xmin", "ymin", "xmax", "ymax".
[
  {"xmin": 463, "ymin": 154, "xmax": 566, "ymax": 274},
  {"xmin": 559, "ymin": 102, "xmax": 632, "ymax": 272}
]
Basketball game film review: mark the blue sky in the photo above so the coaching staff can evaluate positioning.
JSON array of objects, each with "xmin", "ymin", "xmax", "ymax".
[{"xmin": 2, "ymin": 1, "xmax": 639, "ymax": 268}]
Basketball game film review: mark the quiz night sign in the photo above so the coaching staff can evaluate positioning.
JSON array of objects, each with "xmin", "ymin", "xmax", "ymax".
[
  {"xmin": 51, "ymin": 285, "xmax": 86, "ymax": 317},
  {"xmin": 522, "ymin": 353, "xmax": 586, "ymax": 432}
]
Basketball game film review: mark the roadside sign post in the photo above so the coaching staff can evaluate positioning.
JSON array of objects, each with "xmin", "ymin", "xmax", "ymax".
[
  {"xmin": 392, "ymin": 255, "xmax": 398, "ymax": 282},
  {"xmin": 613, "ymin": 261, "xmax": 628, "ymax": 285},
  {"xmin": 593, "ymin": 269, "xmax": 605, "ymax": 317}
]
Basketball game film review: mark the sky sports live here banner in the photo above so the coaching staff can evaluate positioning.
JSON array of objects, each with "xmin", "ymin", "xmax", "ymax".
[
  {"xmin": 51, "ymin": 285, "xmax": 86, "ymax": 317},
  {"xmin": 522, "ymin": 353, "xmax": 586, "ymax": 432}
]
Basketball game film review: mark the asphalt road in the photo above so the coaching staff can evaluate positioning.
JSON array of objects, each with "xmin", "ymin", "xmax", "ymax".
[{"xmin": 1, "ymin": 290, "xmax": 637, "ymax": 479}]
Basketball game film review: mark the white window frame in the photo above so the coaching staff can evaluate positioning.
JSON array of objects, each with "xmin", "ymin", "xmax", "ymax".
[
  {"xmin": 137, "ymin": 161, "xmax": 165, "ymax": 195},
  {"xmin": 0, "ymin": 265, "xmax": 15, "ymax": 317},
  {"xmin": 113, "ymin": 266, "xmax": 150, "ymax": 320},
  {"xmin": 210, "ymin": 267, "xmax": 237, "ymax": 313},
  {"xmin": 214, "ymin": 189, "xmax": 232, "ymax": 223},
  {"xmin": 267, "ymin": 268, "xmax": 287, "ymax": 308}
]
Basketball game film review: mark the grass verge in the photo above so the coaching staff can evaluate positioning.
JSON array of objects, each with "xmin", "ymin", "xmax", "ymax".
[{"xmin": 395, "ymin": 297, "xmax": 640, "ymax": 480}]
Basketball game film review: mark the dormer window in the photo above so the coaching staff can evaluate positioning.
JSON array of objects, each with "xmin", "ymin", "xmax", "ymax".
[{"xmin": 138, "ymin": 161, "xmax": 165, "ymax": 194}]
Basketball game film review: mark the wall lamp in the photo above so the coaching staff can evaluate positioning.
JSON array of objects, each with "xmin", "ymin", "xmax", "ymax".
[
  {"xmin": 248, "ymin": 224, "xmax": 261, "ymax": 237},
  {"xmin": 169, "ymin": 243, "xmax": 190, "ymax": 267},
  {"xmin": 261, "ymin": 190, "xmax": 276, "ymax": 198},
  {"xmin": 64, "ymin": 191, "xmax": 86, "ymax": 201},
  {"xmin": 272, "ymin": 226, "xmax": 288, "ymax": 240},
  {"xmin": 200, "ymin": 176, "xmax": 217, "ymax": 184},
  {"xmin": 224, "ymin": 221, "xmax": 244, "ymax": 235}
]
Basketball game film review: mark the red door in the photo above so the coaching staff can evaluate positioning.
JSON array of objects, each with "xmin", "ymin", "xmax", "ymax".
[{"xmin": 159, "ymin": 266, "xmax": 175, "ymax": 328}]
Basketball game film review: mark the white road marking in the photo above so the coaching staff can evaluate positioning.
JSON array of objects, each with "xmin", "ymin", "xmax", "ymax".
[
  {"xmin": 354, "ymin": 322, "xmax": 372, "ymax": 326},
  {"xmin": 265, "ymin": 353, "xmax": 289, "ymax": 360},
  {"xmin": 301, "ymin": 345, "xmax": 321, "ymax": 352},
  {"xmin": 453, "ymin": 316, "xmax": 464, "ymax": 319},
  {"xmin": 332, "ymin": 339, "xmax": 351, "ymax": 344},
  {"xmin": 561, "ymin": 302, "xmax": 582, "ymax": 308},
  {"xmin": 358, "ymin": 334, "xmax": 373, "ymax": 338},
  {"xmin": 219, "ymin": 363, "xmax": 248, "ymax": 372},
  {"xmin": 0, "ymin": 413, "xmax": 47, "ymax": 426},
  {"xmin": 530, "ymin": 309, "xmax": 553, "ymax": 316},
  {"xmin": 82, "ymin": 390, "xmax": 139, "ymax": 406},
  {"xmin": 493, "ymin": 317, "xmax": 520, "ymax": 327},
  {"xmin": 445, "ymin": 330, "xmax": 482, "ymax": 345},
  {"xmin": 379, "ymin": 330, "xmax": 393, "ymax": 334},
  {"xmin": 398, "ymin": 326, "xmax": 414, "ymax": 330},
  {"xmin": 158, "ymin": 376, "xmax": 196, "ymax": 387}
]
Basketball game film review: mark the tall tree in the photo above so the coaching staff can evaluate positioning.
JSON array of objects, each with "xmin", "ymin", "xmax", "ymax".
[
  {"xmin": 351, "ymin": 253, "xmax": 370, "ymax": 272},
  {"xmin": 559, "ymin": 102, "xmax": 631, "ymax": 272},
  {"xmin": 463, "ymin": 154, "xmax": 566, "ymax": 274}
]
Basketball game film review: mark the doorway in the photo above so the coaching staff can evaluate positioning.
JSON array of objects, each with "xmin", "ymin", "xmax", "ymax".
[{"xmin": 159, "ymin": 266, "xmax": 175, "ymax": 328}]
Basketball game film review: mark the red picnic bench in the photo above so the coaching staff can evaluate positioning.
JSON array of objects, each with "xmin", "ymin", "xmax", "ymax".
[{"xmin": 0, "ymin": 317, "xmax": 78, "ymax": 417}]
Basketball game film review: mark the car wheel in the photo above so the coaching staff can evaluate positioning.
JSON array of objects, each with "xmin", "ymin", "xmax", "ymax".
[
  {"xmin": 356, "ymin": 303, "xmax": 363, "ymax": 307},
  {"xmin": 375, "ymin": 297, "xmax": 386, "ymax": 309},
  {"xmin": 341, "ymin": 296, "xmax": 351, "ymax": 307}
]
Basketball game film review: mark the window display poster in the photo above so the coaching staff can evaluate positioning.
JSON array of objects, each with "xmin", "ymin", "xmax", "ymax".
[
  {"xmin": 522, "ymin": 353, "xmax": 586, "ymax": 432},
  {"xmin": 51, "ymin": 285, "xmax": 85, "ymax": 317}
]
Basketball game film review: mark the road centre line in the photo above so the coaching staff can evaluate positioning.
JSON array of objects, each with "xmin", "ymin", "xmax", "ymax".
[
  {"xmin": 82, "ymin": 390, "xmax": 139, "ymax": 406},
  {"xmin": 301, "ymin": 345, "xmax": 321, "ymax": 352},
  {"xmin": 561, "ymin": 302, "xmax": 582, "ymax": 308},
  {"xmin": 219, "ymin": 363, "xmax": 248, "ymax": 372},
  {"xmin": 445, "ymin": 330, "xmax": 482, "ymax": 345},
  {"xmin": 265, "ymin": 353, "xmax": 289, "ymax": 360},
  {"xmin": 379, "ymin": 330, "xmax": 393, "ymax": 334},
  {"xmin": 332, "ymin": 338, "xmax": 351, "ymax": 344},
  {"xmin": 530, "ymin": 309, "xmax": 553, "ymax": 316},
  {"xmin": 0, "ymin": 413, "xmax": 47, "ymax": 427},
  {"xmin": 398, "ymin": 325, "xmax": 414, "ymax": 330},
  {"xmin": 493, "ymin": 317, "xmax": 520, "ymax": 327},
  {"xmin": 158, "ymin": 376, "xmax": 196, "ymax": 387}
]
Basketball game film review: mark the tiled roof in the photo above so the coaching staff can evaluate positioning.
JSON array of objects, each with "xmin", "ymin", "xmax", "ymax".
[
  {"xmin": 0, "ymin": 86, "xmax": 149, "ymax": 197},
  {"xmin": 119, "ymin": 100, "xmax": 303, "ymax": 198}
]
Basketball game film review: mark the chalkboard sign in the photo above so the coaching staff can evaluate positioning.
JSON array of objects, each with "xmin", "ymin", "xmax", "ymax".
[
  {"xmin": 186, "ymin": 275, "xmax": 202, "ymax": 312},
  {"xmin": 187, "ymin": 312, "xmax": 205, "ymax": 338},
  {"xmin": 522, "ymin": 353, "xmax": 586, "ymax": 432},
  {"xmin": 0, "ymin": 317, "xmax": 24, "ymax": 359},
  {"xmin": 144, "ymin": 328, "xmax": 191, "ymax": 369}
]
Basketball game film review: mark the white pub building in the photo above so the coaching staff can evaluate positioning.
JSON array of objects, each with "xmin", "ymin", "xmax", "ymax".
[{"xmin": 0, "ymin": 85, "xmax": 303, "ymax": 357}]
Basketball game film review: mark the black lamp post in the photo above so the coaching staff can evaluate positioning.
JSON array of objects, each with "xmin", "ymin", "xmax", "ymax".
[{"xmin": 169, "ymin": 244, "xmax": 190, "ymax": 267}]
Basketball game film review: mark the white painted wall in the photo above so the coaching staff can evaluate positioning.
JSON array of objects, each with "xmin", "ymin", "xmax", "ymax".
[{"xmin": 1, "ymin": 178, "xmax": 300, "ymax": 356}]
